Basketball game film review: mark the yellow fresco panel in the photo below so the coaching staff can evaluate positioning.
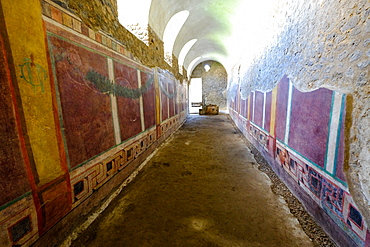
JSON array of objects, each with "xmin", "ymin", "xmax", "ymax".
[
  {"xmin": 270, "ymin": 87, "xmax": 278, "ymax": 137},
  {"xmin": 2, "ymin": 0, "xmax": 63, "ymax": 185}
]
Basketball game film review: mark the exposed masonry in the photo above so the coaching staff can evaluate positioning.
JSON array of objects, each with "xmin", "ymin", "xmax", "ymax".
[
  {"xmin": 235, "ymin": 0, "xmax": 369, "ymax": 96},
  {"xmin": 47, "ymin": 0, "xmax": 186, "ymax": 81},
  {"xmin": 192, "ymin": 61, "xmax": 228, "ymax": 109},
  {"xmin": 229, "ymin": 0, "xmax": 370, "ymax": 225}
]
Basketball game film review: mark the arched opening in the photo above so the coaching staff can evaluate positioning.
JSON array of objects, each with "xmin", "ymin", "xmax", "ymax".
[
  {"xmin": 162, "ymin": 10, "xmax": 189, "ymax": 66},
  {"xmin": 190, "ymin": 60, "xmax": 228, "ymax": 112},
  {"xmin": 117, "ymin": 0, "xmax": 152, "ymax": 44},
  {"xmin": 187, "ymin": 56, "xmax": 201, "ymax": 78},
  {"xmin": 178, "ymin": 39, "xmax": 197, "ymax": 75}
]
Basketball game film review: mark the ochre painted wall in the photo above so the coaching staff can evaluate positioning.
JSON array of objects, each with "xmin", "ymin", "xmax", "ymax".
[{"xmin": 2, "ymin": 0, "xmax": 65, "ymax": 186}]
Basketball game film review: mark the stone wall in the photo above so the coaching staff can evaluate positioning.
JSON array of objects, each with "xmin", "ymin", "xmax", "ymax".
[
  {"xmin": 233, "ymin": 0, "xmax": 369, "ymax": 96},
  {"xmin": 192, "ymin": 61, "xmax": 227, "ymax": 109},
  {"xmin": 228, "ymin": 0, "xmax": 370, "ymax": 230}
]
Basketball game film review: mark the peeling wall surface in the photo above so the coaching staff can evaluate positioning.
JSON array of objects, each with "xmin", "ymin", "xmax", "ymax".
[
  {"xmin": 228, "ymin": 0, "xmax": 370, "ymax": 245},
  {"xmin": 0, "ymin": 0, "xmax": 187, "ymax": 246}
]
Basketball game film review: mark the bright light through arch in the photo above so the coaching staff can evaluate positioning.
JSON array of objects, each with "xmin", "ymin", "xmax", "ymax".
[
  {"xmin": 117, "ymin": 0, "xmax": 152, "ymax": 44},
  {"xmin": 163, "ymin": 10, "xmax": 190, "ymax": 65},
  {"xmin": 178, "ymin": 39, "xmax": 197, "ymax": 69},
  {"xmin": 187, "ymin": 57, "xmax": 201, "ymax": 77}
]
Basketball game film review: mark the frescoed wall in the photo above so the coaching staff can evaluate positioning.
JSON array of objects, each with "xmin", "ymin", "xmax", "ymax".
[
  {"xmin": 0, "ymin": 1, "xmax": 188, "ymax": 246},
  {"xmin": 50, "ymin": 35, "xmax": 117, "ymax": 169},
  {"xmin": 229, "ymin": 76, "xmax": 369, "ymax": 247}
]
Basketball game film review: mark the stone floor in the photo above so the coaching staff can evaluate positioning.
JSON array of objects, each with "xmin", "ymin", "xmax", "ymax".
[{"xmin": 70, "ymin": 114, "xmax": 332, "ymax": 247}]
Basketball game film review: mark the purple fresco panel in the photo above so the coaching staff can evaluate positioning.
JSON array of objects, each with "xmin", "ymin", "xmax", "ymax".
[
  {"xmin": 0, "ymin": 35, "xmax": 31, "ymax": 205},
  {"xmin": 50, "ymin": 36, "xmax": 115, "ymax": 168},
  {"xmin": 250, "ymin": 93, "xmax": 254, "ymax": 121},
  {"xmin": 289, "ymin": 88, "xmax": 332, "ymax": 167},
  {"xmin": 240, "ymin": 98, "xmax": 243, "ymax": 118},
  {"xmin": 244, "ymin": 98, "xmax": 248, "ymax": 117},
  {"xmin": 141, "ymin": 72, "xmax": 156, "ymax": 130},
  {"xmin": 246, "ymin": 96, "xmax": 250, "ymax": 119},
  {"xmin": 241, "ymin": 98, "xmax": 247, "ymax": 118},
  {"xmin": 114, "ymin": 62, "xmax": 142, "ymax": 141},
  {"xmin": 231, "ymin": 97, "xmax": 235, "ymax": 110},
  {"xmin": 254, "ymin": 92, "xmax": 264, "ymax": 128},
  {"xmin": 244, "ymin": 98, "xmax": 249, "ymax": 118},
  {"xmin": 336, "ymin": 98, "xmax": 346, "ymax": 182},
  {"xmin": 275, "ymin": 76, "xmax": 289, "ymax": 141},
  {"xmin": 239, "ymin": 98, "xmax": 244, "ymax": 116},
  {"xmin": 265, "ymin": 91, "xmax": 272, "ymax": 133}
]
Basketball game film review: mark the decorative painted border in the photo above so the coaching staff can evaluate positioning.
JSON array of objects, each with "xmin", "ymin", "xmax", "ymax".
[
  {"xmin": 161, "ymin": 115, "xmax": 180, "ymax": 134},
  {"xmin": 229, "ymin": 107, "xmax": 368, "ymax": 246},
  {"xmin": 0, "ymin": 195, "xmax": 38, "ymax": 247},
  {"xmin": 69, "ymin": 111, "xmax": 186, "ymax": 209},
  {"xmin": 41, "ymin": 0, "xmax": 137, "ymax": 61},
  {"xmin": 274, "ymin": 140, "xmax": 367, "ymax": 245},
  {"xmin": 69, "ymin": 127, "xmax": 157, "ymax": 208}
]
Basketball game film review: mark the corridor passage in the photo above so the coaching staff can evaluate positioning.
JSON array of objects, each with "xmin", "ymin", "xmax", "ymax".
[{"xmin": 71, "ymin": 114, "xmax": 314, "ymax": 247}]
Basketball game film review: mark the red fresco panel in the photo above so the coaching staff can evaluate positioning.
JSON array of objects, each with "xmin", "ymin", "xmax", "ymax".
[
  {"xmin": 114, "ymin": 62, "xmax": 142, "ymax": 141},
  {"xmin": 49, "ymin": 36, "xmax": 115, "ymax": 168},
  {"xmin": 141, "ymin": 71, "xmax": 156, "ymax": 130},
  {"xmin": 0, "ymin": 34, "xmax": 31, "ymax": 205}
]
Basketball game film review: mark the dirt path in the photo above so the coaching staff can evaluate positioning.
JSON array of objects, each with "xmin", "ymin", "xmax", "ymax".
[{"xmin": 71, "ymin": 114, "xmax": 315, "ymax": 247}]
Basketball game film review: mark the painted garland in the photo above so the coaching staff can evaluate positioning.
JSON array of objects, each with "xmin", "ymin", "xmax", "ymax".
[{"xmin": 86, "ymin": 70, "xmax": 154, "ymax": 99}]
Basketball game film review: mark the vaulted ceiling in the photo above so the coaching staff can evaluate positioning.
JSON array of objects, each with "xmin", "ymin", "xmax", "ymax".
[{"xmin": 147, "ymin": 0, "xmax": 284, "ymax": 75}]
